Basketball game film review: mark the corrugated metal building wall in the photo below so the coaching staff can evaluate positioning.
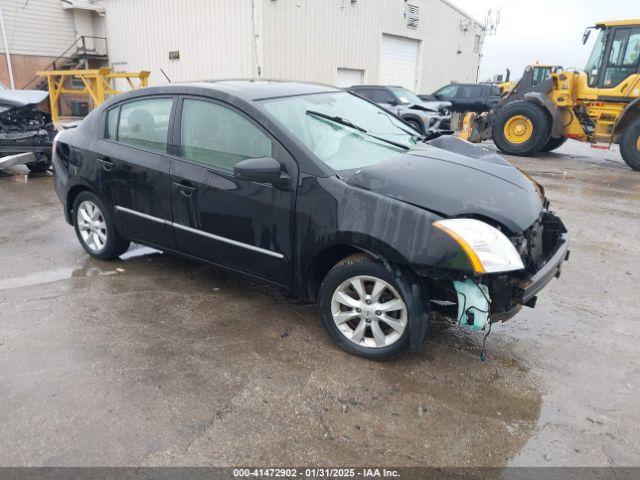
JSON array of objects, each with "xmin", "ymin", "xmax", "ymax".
[
  {"xmin": 99, "ymin": 0, "xmax": 255, "ymax": 85},
  {"xmin": 99, "ymin": 0, "xmax": 483, "ymax": 93},
  {"xmin": 0, "ymin": 0, "xmax": 77, "ymax": 57}
]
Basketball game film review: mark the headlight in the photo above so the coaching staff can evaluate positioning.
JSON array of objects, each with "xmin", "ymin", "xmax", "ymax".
[{"xmin": 433, "ymin": 218, "xmax": 524, "ymax": 274}]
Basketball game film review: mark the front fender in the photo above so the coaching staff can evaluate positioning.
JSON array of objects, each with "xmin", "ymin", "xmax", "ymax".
[
  {"xmin": 293, "ymin": 176, "xmax": 475, "ymax": 296},
  {"xmin": 524, "ymin": 92, "xmax": 565, "ymax": 137}
]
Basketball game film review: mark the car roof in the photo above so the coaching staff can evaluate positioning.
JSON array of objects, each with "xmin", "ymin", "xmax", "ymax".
[
  {"xmin": 128, "ymin": 79, "xmax": 340, "ymax": 101},
  {"xmin": 349, "ymin": 85, "xmax": 402, "ymax": 89}
]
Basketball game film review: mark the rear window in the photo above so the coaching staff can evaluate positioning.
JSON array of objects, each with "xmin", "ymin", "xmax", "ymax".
[
  {"xmin": 116, "ymin": 98, "xmax": 173, "ymax": 153},
  {"xmin": 105, "ymin": 106, "xmax": 119, "ymax": 139}
]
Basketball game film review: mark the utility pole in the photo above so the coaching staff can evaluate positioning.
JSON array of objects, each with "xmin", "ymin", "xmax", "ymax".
[{"xmin": 0, "ymin": 5, "xmax": 15, "ymax": 89}]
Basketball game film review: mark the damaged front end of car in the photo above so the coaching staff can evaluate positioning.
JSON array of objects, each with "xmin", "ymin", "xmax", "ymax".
[
  {"xmin": 420, "ymin": 209, "xmax": 569, "ymax": 333},
  {"xmin": 414, "ymin": 139, "xmax": 570, "ymax": 330},
  {"xmin": 0, "ymin": 89, "xmax": 57, "ymax": 172}
]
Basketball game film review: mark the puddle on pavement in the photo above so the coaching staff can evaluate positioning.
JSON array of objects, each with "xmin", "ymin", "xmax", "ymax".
[{"xmin": 0, "ymin": 244, "xmax": 162, "ymax": 291}]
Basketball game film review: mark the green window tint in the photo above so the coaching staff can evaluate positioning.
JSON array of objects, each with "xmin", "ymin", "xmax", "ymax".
[
  {"xmin": 117, "ymin": 98, "xmax": 173, "ymax": 153},
  {"xmin": 180, "ymin": 99, "xmax": 272, "ymax": 171}
]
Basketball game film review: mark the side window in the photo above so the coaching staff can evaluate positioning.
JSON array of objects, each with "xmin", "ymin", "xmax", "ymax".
[
  {"xmin": 117, "ymin": 98, "xmax": 173, "ymax": 153},
  {"xmin": 532, "ymin": 67, "xmax": 551, "ymax": 85},
  {"xmin": 491, "ymin": 85, "xmax": 501, "ymax": 96},
  {"xmin": 622, "ymin": 29, "xmax": 640, "ymax": 65},
  {"xmin": 180, "ymin": 99, "xmax": 272, "ymax": 171},
  {"xmin": 603, "ymin": 27, "xmax": 640, "ymax": 88},
  {"xmin": 456, "ymin": 85, "xmax": 477, "ymax": 99},
  {"xmin": 371, "ymin": 89, "xmax": 396, "ymax": 104},
  {"xmin": 105, "ymin": 106, "xmax": 119, "ymax": 139},
  {"xmin": 353, "ymin": 89, "xmax": 375, "ymax": 101},
  {"xmin": 437, "ymin": 85, "xmax": 458, "ymax": 98}
]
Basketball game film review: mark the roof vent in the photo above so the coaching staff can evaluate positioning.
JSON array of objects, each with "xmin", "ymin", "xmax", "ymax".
[{"xmin": 406, "ymin": 4, "xmax": 419, "ymax": 29}]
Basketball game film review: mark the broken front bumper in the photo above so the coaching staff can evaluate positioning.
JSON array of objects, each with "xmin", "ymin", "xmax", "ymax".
[
  {"xmin": 514, "ymin": 230, "xmax": 570, "ymax": 305},
  {"xmin": 488, "ymin": 212, "xmax": 569, "ymax": 322}
]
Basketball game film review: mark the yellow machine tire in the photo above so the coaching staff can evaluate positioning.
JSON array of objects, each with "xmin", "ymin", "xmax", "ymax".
[
  {"xmin": 619, "ymin": 117, "xmax": 640, "ymax": 172},
  {"xmin": 492, "ymin": 101, "xmax": 551, "ymax": 156},
  {"xmin": 540, "ymin": 136, "xmax": 567, "ymax": 153}
]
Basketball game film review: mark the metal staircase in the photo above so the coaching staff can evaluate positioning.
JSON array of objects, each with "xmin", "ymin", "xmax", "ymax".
[{"xmin": 22, "ymin": 35, "xmax": 108, "ymax": 90}]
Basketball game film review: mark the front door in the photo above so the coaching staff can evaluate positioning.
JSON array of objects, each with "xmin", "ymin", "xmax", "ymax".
[
  {"xmin": 170, "ymin": 97, "xmax": 297, "ymax": 286},
  {"xmin": 96, "ymin": 96, "xmax": 176, "ymax": 248}
]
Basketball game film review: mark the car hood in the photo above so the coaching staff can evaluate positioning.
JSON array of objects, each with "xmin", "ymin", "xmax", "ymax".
[
  {"xmin": 0, "ymin": 89, "xmax": 49, "ymax": 108},
  {"xmin": 413, "ymin": 100, "xmax": 451, "ymax": 112},
  {"xmin": 344, "ymin": 137, "xmax": 543, "ymax": 233}
]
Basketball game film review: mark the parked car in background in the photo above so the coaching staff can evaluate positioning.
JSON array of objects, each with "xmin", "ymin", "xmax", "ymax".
[
  {"xmin": 346, "ymin": 85, "xmax": 452, "ymax": 134},
  {"xmin": 52, "ymin": 80, "xmax": 569, "ymax": 360},
  {"xmin": 419, "ymin": 83, "xmax": 502, "ymax": 113}
]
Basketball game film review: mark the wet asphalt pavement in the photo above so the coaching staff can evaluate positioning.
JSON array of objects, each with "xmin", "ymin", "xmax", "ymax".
[{"xmin": 0, "ymin": 141, "xmax": 639, "ymax": 467}]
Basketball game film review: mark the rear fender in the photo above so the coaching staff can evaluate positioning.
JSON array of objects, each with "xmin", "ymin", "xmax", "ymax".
[{"xmin": 612, "ymin": 98, "xmax": 640, "ymax": 143}]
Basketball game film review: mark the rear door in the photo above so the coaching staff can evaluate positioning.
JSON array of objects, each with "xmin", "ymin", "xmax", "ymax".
[
  {"xmin": 96, "ymin": 96, "xmax": 176, "ymax": 248},
  {"xmin": 170, "ymin": 96, "xmax": 297, "ymax": 286},
  {"xmin": 455, "ymin": 85, "xmax": 485, "ymax": 112}
]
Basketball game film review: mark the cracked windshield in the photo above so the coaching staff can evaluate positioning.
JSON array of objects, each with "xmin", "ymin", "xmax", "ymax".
[{"xmin": 262, "ymin": 91, "xmax": 419, "ymax": 170}]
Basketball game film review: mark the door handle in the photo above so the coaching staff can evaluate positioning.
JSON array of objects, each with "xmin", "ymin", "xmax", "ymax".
[
  {"xmin": 97, "ymin": 157, "xmax": 114, "ymax": 172},
  {"xmin": 172, "ymin": 181, "xmax": 197, "ymax": 196}
]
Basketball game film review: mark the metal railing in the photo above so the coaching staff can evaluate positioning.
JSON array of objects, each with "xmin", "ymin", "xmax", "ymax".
[{"xmin": 22, "ymin": 36, "xmax": 108, "ymax": 89}]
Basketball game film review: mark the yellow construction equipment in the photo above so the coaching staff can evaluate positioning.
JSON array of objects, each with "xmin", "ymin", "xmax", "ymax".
[
  {"xmin": 460, "ymin": 19, "xmax": 640, "ymax": 171},
  {"xmin": 37, "ymin": 68, "xmax": 150, "ymax": 123}
]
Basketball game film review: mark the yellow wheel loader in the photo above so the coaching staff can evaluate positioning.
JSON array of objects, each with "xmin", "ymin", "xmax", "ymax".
[{"xmin": 461, "ymin": 20, "xmax": 640, "ymax": 171}]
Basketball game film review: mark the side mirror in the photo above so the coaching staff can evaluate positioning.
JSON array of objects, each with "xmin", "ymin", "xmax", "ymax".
[{"xmin": 234, "ymin": 157, "xmax": 285, "ymax": 184}]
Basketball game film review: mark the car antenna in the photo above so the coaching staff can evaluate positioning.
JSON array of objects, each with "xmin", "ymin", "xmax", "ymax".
[{"xmin": 160, "ymin": 68, "xmax": 172, "ymax": 83}]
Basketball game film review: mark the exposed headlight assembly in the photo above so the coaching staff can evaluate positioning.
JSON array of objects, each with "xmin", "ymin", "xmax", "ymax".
[{"xmin": 434, "ymin": 218, "xmax": 525, "ymax": 274}]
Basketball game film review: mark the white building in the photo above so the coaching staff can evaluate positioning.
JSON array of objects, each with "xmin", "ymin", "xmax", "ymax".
[{"xmin": 0, "ymin": 0, "xmax": 484, "ymax": 95}]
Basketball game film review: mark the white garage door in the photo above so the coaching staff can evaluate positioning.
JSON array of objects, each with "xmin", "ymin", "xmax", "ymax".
[
  {"xmin": 336, "ymin": 68, "xmax": 365, "ymax": 88},
  {"xmin": 379, "ymin": 34, "xmax": 419, "ymax": 90}
]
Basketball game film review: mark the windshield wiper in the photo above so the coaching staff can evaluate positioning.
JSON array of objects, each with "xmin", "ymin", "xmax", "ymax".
[
  {"xmin": 305, "ymin": 110, "xmax": 409, "ymax": 150},
  {"xmin": 376, "ymin": 110, "xmax": 422, "ymax": 139}
]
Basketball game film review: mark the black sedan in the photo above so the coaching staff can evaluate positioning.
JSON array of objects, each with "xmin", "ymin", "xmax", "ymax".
[{"xmin": 52, "ymin": 81, "xmax": 569, "ymax": 360}]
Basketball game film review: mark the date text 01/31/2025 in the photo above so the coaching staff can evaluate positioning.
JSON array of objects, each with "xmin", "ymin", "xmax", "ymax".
[{"xmin": 232, "ymin": 468, "xmax": 400, "ymax": 478}]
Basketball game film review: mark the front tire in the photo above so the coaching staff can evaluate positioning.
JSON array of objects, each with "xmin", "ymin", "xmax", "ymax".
[
  {"xmin": 492, "ymin": 101, "xmax": 551, "ymax": 156},
  {"xmin": 318, "ymin": 254, "xmax": 425, "ymax": 360},
  {"xmin": 540, "ymin": 136, "xmax": 567, "ymax": 152},
  {"xmin": 620, "ymin": 117, "xmax": 640, "ymax": 172},
  {"xmin": 72, "ymin": 191, "xmax": 130, "ymax": 260}
]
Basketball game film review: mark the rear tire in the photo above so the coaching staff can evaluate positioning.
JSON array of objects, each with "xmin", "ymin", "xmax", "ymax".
[
  {"xmin": 72, "ymin": 191, "xmax": 130, "ymax": 260},
  {"xmin": 620, "ymin": 117, "xmax": 640, "ymax": 172},
  {"xmin": 540, "ymin": 136, "xmax": 567, "ymax": 152},
  {"xmin": 492, "ymin": 101, "xmax": 551, "ymax": 156},
  {"xmin": 318, "ymin": 254, "xmax": 426, "ymax": 360}
]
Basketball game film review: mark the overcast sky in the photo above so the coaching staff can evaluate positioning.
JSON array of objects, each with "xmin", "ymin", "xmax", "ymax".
[{"xmin": 449, "ymin": 0, "xmax": 640, "ymax": 81}]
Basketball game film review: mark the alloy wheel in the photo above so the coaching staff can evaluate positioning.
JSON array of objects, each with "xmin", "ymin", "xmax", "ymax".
[
  {"xmin": 330, "ymin": 275, "xmax": 408, "ymax": 348},
  {"xmin": 77, "ymin": 200, "xmax": 107, "ymax": 252}
]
